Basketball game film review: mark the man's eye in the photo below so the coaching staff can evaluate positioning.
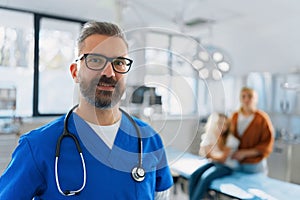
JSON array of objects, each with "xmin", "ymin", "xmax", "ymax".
[
  {"xmin": 89, "ymin": 58, "xmax": 102, "ymax": 63},
  {"xmin": 114, "ymin": 60, "xmax": 125, "ymax": 66}
]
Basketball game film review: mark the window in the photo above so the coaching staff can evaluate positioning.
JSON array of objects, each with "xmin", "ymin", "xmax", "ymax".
[
  {"xmin": 144, "ymin": 32, "xmax": 200, "ymax": 116},
  {"xmin": 0, "ymin": 7, "xmax": 84, "ymax": 117},
  {"xmin": 0, "ymin": 9, "xmax": 34, "ymax": 116},
  {"xmin": 38, "ymin": 18, "xmax": 81, "ymax": 114}
]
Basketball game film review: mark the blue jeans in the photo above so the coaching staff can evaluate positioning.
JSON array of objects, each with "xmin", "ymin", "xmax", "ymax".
[
  {"xmin": 236, "ymin": 159, "xmax": 268, "ymax": 174},
  {"xmin": 189, "ymin": 162, "xmax": 232, "ymax": 200}
]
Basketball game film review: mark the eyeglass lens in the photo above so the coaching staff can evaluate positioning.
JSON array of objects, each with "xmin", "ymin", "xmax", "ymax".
[{"xmin": 85, "ymin": 54, "xmax": 131, "ymax": 73}]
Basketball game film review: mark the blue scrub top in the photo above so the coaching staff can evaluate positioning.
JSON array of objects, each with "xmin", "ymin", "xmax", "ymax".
[{"xmin": 0, "ymin": 112, "xmax": 173, "ymax": 199}]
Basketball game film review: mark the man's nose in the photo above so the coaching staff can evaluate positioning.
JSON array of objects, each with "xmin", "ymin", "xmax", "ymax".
[{"xmin": 100, "ymin": 62, "xmax": 115, "ymax": 77}]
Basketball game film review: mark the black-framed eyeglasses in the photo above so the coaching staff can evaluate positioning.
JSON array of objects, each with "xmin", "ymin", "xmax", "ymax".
[{"xmin": 75, "ymin": 53, "xmax": 133, "ymax": 74}]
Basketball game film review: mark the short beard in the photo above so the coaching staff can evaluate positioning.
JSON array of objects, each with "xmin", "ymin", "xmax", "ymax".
[{"xmin": 79, "ymin": 76, "xmax": 125, "ymax": 109}]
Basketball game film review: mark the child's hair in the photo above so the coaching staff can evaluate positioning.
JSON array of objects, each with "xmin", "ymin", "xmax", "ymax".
[{"xmin": 204, "ymin": 112, "xmax": 230, "ymax": 146}]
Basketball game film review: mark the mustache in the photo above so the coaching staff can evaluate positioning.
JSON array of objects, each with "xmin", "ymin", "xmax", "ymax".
[{"xmin": 94, "ymin": 76, "xmax": 117, "ymax": 86}]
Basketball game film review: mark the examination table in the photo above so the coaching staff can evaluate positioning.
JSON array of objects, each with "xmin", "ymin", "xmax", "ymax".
[{"xmin": 166, "ymin": 147, "xmax": 300, "ymax": 200}]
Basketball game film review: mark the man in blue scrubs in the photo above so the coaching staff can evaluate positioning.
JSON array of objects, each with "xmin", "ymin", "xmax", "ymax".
[{"xmin": 0, "ymin": 21, "xmax": 173, "ymax": 199}]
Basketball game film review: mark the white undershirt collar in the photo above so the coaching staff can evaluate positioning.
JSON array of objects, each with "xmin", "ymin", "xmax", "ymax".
[
  {"xmin": 86, "ymin": 118, "xmax": 121, "ymax": 149},
  {"xmin": 237, "ymin": 113, "xmax": 254, "ymax": 136}
]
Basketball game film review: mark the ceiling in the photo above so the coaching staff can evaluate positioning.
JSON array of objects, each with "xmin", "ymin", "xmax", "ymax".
[
  {"xmin": 1, "ymin": 0, "xmax": 298, "ymax": 31},
  {"xmin": 1, "ymin": 0, "xmax": 300, "ymax": 76}
]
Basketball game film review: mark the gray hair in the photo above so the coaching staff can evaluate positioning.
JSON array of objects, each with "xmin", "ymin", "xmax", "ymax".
[{"xmin": 77, "ymin": 21, "xmax": 128, "ymax": 53}]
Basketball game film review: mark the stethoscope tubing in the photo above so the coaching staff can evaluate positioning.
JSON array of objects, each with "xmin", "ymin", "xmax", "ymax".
[
  {"xmin": 119, "ymin": 108, "xmax": 143, "ymax": 167},
  {"xmin": 55, "ymin": 104, "xmax": 87, "ymax": 196},
  {"xmin": 55, "ymin": 153, "xmax": 86, "ymax": 196},
  {"xmin": 54, "ymin": 105, "xmax": 145, "ymax": 196}
]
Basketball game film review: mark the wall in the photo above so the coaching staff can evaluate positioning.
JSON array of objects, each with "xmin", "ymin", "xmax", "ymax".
[{"xmin": 144, "ymin": 116, "xmax": 202, "ymax": 154}]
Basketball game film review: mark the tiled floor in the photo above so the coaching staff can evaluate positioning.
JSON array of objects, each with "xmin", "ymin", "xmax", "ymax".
[
  {"xmin": 170, "ymin": 186, "xmax": 189, "ymax": 200},
  {"xmin": 169, "ymin": 176, "xmax": 189, "ymax": 199},
  {"xmin": 169, "ymin": 181, "xmax": 234, "ymax": 200}
]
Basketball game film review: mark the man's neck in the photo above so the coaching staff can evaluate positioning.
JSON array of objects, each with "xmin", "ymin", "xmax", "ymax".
[{"xmin": 75, "ymin": 102, "xmax": 121, "ymax": 126}]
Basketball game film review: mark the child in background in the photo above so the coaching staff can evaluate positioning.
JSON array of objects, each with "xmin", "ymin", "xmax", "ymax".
[{"xmin": 189, "ymin": 113, "xmax": 239, "ymax": 200}]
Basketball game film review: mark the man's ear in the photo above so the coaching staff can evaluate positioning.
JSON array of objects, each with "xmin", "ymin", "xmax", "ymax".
[{"xmin": 70, "ymin": 63, "xmax": 79, "ymax": 83}]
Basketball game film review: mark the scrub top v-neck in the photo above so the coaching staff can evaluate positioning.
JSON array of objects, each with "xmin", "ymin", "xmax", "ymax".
[{"xmin": 0, "ymin": 112, "xmax": 173, "ymax": 199}]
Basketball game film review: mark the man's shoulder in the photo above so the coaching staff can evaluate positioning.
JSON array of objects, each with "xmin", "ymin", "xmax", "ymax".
[
  {"xmin": 20, "ymin": 115, "xmax": 65, "ymax": 142},
  {"xmin": 130, "ymin": 116, "xmax": 165, "ymax": 146},
  {"xmin": 131, "ymin": 116, "xmax": 148, "ymax": 126}
]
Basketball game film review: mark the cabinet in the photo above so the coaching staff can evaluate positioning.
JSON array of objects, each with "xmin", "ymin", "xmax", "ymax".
[
  {"xmin": 268, "ymin": 141, "xmax": 300, "ymax": 184},
  {"xmin": 0, "ymin": 86, "xmax": 16, "ymax": 116},
  {"xmin": 267, "ymin": 141, "xmax": 291, "ymax": 181},
  {"xmin": 246, "ymin": 72, "xmax": 273, "ymax": 112},
  {"xmin": 272, "ymin": 74, "xmax": 300, "ymax": 114},
  {"xmin": 0, "ymin": 134, "xmax": 18, "ymax": 173},
  {"xmin": 270, "ymin": 74, "xmax": 300, "ymax": 149}
]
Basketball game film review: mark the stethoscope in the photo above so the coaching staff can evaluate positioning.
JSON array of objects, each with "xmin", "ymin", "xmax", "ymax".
[{"xmin": 55, "ymin": 104, "xmax": 145, "ymax": 196}]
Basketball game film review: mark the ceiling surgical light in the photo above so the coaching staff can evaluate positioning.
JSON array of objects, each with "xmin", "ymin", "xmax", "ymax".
[
  {"xmin": 212, "ymin": 51, "xmax": 223, "ymax": 62},
  {"xmin": 199, "ymin": 68, "xmax": 209, "ymax": 79},
  {"xmin": 198, "ymin": 51, "xmax": 210, "ymax": 62},
  {"xmin": 193, "ymin": 45, "xmax": 231, "ymax": 80},
  {"xmin": 212, "ymin": 69, "xmax": 223, "ymax": 80},
  {"xmin": 218, "ymin": 61, "xmax": 230, "ymax": 72},
  {"xmin": 192, "ymin": 59, "xmax": 204, "ymax": 70}
]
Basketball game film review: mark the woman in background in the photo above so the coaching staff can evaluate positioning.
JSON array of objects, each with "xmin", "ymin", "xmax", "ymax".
[
  {"xmin": 189, "ymin": 113, "xmax": 239, "ymax": 200},
  {"xmin": 230, "ymin": 86, "xmax": 274, "ymax": 174}
]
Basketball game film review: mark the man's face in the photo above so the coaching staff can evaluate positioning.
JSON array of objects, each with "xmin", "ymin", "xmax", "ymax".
[{"xmin": 76, "ymin": 34, "xmax": 129, "ymax": 109}]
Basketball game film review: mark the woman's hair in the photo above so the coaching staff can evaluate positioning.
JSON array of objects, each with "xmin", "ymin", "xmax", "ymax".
[
  {"xmin": 240, "ymin": 86, "xmax": 255, "ymax": 96},
  {"xmin": 239, "ymin": 86, "xmax": 258, "ymax": 111}
]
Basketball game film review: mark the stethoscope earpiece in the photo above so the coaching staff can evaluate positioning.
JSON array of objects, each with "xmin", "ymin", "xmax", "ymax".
[{"xmin": 131, "ymin": 166, "xmax": 145, "ymax": 182}]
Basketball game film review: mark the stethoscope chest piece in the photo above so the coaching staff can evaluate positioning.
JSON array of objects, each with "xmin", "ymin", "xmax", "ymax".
[
  {"xmin": 131, "ymin": 166, "xmax": 145, "ymax": 182},
  {"xmin": 55, "ymin": 105, "xmax": 146, "ymax": 196}
]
